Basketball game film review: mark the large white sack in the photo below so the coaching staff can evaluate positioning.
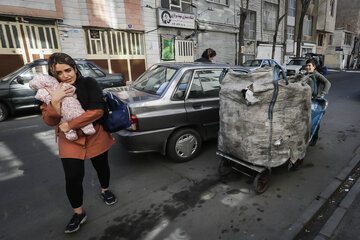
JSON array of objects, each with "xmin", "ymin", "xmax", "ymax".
[{"xmin": 218, "ymin": 67, "xmax": 312, "ymax": 167}]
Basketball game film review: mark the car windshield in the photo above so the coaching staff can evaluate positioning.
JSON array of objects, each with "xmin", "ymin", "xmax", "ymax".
[
  {"xmin": 132, "ymin": 65, "xmax": 177, "ymax": 95},
  {"xmin": 288, "ymin": 60, "xmax": 305, "ymax": 65},
  {"xmin": 243, "ymin": 60, "xmax": 262, "ymax": 67},
  {"xmin": 1, "ymin": 64, "xmax": 31, "ymax": 81}
]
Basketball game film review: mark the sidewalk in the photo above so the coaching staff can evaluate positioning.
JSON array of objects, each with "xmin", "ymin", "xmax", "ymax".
[{"xmin": 280, "ymin": 146, "xmax": 360, "ymax": 240}]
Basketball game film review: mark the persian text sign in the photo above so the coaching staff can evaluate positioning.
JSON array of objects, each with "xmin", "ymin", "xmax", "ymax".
[{"xmin": 157, "ymin": 9, "xmax": 195, "ymax": 29}]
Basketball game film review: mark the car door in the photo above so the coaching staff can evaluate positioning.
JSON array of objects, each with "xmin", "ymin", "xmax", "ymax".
[
  {"xmin": 184, "ymin": 69, "xmax": 223, "ymax": 139},
  {"xmin": 9, "ymin": 63, "xmax": 47, "ymax": 110}
]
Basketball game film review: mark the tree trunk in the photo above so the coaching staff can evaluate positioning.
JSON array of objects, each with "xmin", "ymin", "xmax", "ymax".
[
  {"xmin": 272, "ymin": 0, "xmax": 286, "ymax": 59},
  {"xmin": 296, "ymin": 0, "xmax": 311, "ymax": 57},
  {"xmin": 237, "ymin": 0, "xmax": 249, "ymax": 65}
]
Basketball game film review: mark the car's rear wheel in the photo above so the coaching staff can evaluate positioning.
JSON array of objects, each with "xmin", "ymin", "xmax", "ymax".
[
  {"xmin": 167, "ymin": 128, "xmax": 202, "ymax": 163},
  {"xmin": 0, "ymin": 103, "xmax": 9, "ymax": 122}
]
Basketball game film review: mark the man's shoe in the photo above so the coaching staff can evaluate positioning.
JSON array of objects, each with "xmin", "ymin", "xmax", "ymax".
[
  {"xmin": 101, "ymin": 190, "xmax": 117, "ymax": 205},
  {"xmin": 64, "ymin": 211, "xmax": 87, "ymax": 234}
]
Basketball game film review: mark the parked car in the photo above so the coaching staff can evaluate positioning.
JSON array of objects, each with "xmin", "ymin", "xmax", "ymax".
[
  {"xmin": 0, "ymin": 59, "xmax": 126, "ymax": 121},
  {"xmin": 109, "ymin": 62, "xmax": 249, "ymax": 162},
  {"xmin": 243, "ymin": 59, "xmax": 286, "ymax": 77},
  {"xmin": 286, "ymin": 58, "xmax": 307, "ymax": 76}
]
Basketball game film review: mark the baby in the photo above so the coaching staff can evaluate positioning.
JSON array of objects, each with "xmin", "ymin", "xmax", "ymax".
[{"xmin": 29, "ymin": 73, "xmax": 95, "ymax": 141}]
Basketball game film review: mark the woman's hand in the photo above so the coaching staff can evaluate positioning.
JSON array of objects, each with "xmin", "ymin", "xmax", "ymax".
[
  {"xmin": 59, "ymin": 122, "xmax": 72, "ymax": 132},
  {"xmin": 45, "ymin": 82, "xmax": 74, "ymax": 103},
  {"xmin": 45, "ymin": 83, "xmax": 73, "ymax": 115}
]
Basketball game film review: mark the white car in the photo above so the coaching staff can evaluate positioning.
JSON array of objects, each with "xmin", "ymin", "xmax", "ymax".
[{"xmin": 286, "ymin": 58, "xmax": 306, "ymax": 76}]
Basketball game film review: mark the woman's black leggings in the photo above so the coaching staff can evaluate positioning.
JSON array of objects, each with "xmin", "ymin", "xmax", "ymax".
[{"xmin": 61, "ymin": 151, "xmax": 110, "ymax": 209}]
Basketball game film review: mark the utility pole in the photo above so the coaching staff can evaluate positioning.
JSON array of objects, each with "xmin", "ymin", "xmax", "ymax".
[{"xmin": 238, "ymin": 0, "xmax": 250, "ymax": 65}]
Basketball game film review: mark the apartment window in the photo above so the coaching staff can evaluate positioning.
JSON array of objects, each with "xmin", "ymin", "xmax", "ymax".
[
  {"xmin": 244, "ymin": 11, "xmax": 256, "ymax": 40},
  {"xmin": 207, "ymin": 0, "xmax": 229, "ymax": 5},
  {"xmin": 344, "ymin": 33, "xmax": 352, "ymax": 45},
  {"xmin": 330, "ymin": 0, "xmax": 335, "ymax": 16},
  {"xmin": 302, "ymin": 15, "xmax": 313, "ymax": 36},
  {"xmin": 263, "ymin": 2, "xmax": 277, "ymax": 31},
  {"xmin": 288, "ymin": 0, "xmax": 296, "ymax": 17},
  {"xmin": 287, "ymin": 26, "xmax": 295, "ymax": 40},
  {"xmin": 328, "ymin": 34, "xmax": 333, "ymax": 45},
  {"xmin": 85, "ymin": 29, "xmax": 145, "ymax": 56},
  {"xmin": 318, "ymin": 33, "xmax": 324, "ymax": 46},
  {"xmin": 161, "ymin": 0, "xmax": 193, "ymax": 13}
]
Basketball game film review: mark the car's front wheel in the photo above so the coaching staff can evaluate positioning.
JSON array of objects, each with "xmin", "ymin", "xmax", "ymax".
[
  {"xmin": 167, "ymin": 128, "xmax": 202, "ymax": 163},
  {"xmin": 0, "ymin": 103, "xmax": 9, "ymax": 122}
]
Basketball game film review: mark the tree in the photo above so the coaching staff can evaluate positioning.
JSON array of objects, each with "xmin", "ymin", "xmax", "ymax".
[
  {"xmin": 272, "ymin": 0, "xmax": 287, "ymax": 59},
  {"xmin": 296, "ymin": 0, "xmax": 311, "ymax": 57},
  {"xmin": 237, "ymin": 0, "xmax": 250, "ymax": 65}
]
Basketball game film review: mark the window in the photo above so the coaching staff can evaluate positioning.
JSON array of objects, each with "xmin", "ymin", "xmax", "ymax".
[
  {"xmin": 132, "ymin": 66, "xmax": 177, "ymax": 95},
  {"xmin": 263, "ymin": 2, "xmax": 277, "ymax": 31},
  {"xmin": 17, "ymin": 64, "xmax": 48, "ymax": 83},
  {"xmin": 302, "ymin": 15, "xmax": 313, "ymax": 36},
  {"xmin": 173, "ymin": 70, "xmax": 193, "ymax": 100},
  {"xmin": 261, "ymin": 60, "xmax": 271, "ymax": 67},
  {"xmin": 344, "ymin": 33, "xmax": 352, "ymax": 45},
  {"xmin": 85, "ymin": 29, "xmax": 145, "ymax": 56},
  {"xmin": 310, "ymin": 0, "xmax": 314, "ymax": 4},
  {"xmin": 328, "ymin": 35, "xmax": 333, "ymax": 45},
  {"xmin": 161, "ymin": 0, "xmax": 193, "ymax": 13},
  {"xmin": 288, "ymin": 0, "xmax": 296, "ymax": 17},
  {"xmin": 318, "ymin": 34, "xmax": 324, "ymax": 46},
  {"xmin": 188, "ymin": 70, "xmax": 223, "ymax": 98},
  {"xmin": 244, "ymin": 11, "xmax": 256, "ymax": 40},
  {"xmin": 207, "ymin": 0, "xmax": 229, "ymax": 5},
  {"xmin": 330, "ymin": 0, "xmax": 335, "ymax": 16},
  {"xmin": 287, "ymin": 26, "xmax": 295, "ymax": 40}
]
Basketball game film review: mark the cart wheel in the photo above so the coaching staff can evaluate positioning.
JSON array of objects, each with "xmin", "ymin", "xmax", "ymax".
[
  {"xmin": 218, "ymin": 157, "xmax": 232, "ymax": 176},
  {"xmin": 309, "ymin": 126, "xmax": 320, "ymax": 146},
  {"xmin": 289, "ymin": 158, "xmax": 304, "ymax": 171},
  {"xmin": 253, "ymin": 170, "xmax": 270, "ymax": 194}
]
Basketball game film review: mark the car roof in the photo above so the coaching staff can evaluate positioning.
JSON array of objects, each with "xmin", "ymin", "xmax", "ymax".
[
  {"xmin": 32, "ymin": 58, "xmax": 90, "ymax": 64},
  {"xmin": 155, "ymin": 62, "xmax": 249, "ymax": 71}
]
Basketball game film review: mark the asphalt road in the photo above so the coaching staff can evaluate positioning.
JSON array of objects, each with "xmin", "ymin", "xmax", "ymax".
[{"xmin": 0, "ymin": 71, "xmax": 359, "ymax": 240}]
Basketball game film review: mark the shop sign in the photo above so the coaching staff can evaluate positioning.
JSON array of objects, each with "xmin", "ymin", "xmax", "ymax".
[{"xmin": 157, "ymin": 9, "xmax": 195, "ymax": 29}]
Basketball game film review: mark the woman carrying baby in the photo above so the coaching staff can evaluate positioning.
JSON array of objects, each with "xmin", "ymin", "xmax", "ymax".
[{"xmin": 40, "ymin": 52, "xmax": 116, "ymax": 233}]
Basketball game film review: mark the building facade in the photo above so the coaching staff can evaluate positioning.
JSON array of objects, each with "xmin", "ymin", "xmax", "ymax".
[{"xmin": 0, "ymin": 0, "xmax": 146, "ymax": 82}]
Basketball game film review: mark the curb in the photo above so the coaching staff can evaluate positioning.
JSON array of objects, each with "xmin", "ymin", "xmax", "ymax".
[{"xmin": 280, "ymin": 145, "xmax": 360, "ymax": 240}]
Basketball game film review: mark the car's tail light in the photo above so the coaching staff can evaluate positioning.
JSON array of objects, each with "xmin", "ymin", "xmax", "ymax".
[{"xmin": 127, "ymin": 114, "xmax": 138, "ymax": 131}]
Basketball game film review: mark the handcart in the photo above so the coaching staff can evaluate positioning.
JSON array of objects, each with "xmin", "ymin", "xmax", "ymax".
[{"xmin": 217, "ymin": 97, "xmax": 328, "ymax": 194}]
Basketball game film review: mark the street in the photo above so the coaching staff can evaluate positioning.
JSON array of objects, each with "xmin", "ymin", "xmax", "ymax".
[{"xmin": 0, "ymin": 71, "xmax": 359, "ymax": 240}]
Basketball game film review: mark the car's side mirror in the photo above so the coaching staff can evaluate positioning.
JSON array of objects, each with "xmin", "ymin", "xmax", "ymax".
[{"xmin": 16, "ymin": 76, "xmax": 24, "ymax": 85}]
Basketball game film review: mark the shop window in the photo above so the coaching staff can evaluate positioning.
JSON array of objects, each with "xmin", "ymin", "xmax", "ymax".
[
  {"xmin": 207, "ymin": 0, "xmax": 229, "ymax": 5},
  {"xmin": 288, "ymin": 0, "xmax": 296, "ymax": 17},
  {"xmin": 161, "ymin": 0, "xmax": 193, "ymax": 13},
  {"xmin": 244, "ymin": 11, "xmax": 256, "ymax": 40},
  {"xmin": 302, "ymin": 15, "xmax": 313, "ymax": 36},
  {"xmin": 330, "ymin": 0, "xmax": 335, "ymax": 16},
  {"xmin": 263, "ymin": 2, "xmax": 277, "ymax": 31},
  {"xmin": 287, "ymin": 26, "xmax": 295, "ymax": 40},
  {"xmin": 344, "ymin": 33, "xmax": 352, "ymax": 45},
  {"xmin": 85, "ymin": 29, "xmax": 145, "ymax": 56},
  {"xmin": 328, "ymin": 35, "xmax": 333, "ymax": 45},
  {"xmin": 318, "ymin": 34, "xmax": 324, "ymax": 46}
]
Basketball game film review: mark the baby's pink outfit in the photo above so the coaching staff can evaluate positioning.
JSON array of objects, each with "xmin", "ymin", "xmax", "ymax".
[{"xmin": 29, "ymin": 73, "xmax": 96, "ymax": 141}]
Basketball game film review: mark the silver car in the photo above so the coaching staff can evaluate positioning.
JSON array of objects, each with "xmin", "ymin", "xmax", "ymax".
[
  {"xmin": 243, "ymin": 59, "xmax": 286, "ymax": 77},
  {"xmin": 110, "ymin": 63, "xmax": 248, "ymax": 162}
]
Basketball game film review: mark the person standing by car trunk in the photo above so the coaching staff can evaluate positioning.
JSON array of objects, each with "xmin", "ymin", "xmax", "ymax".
[
  {"xmin": 195, "ymin": 48, "xmax": 216, "ymax": 63},
  {"xmin": 40, "ymin": 53, "xmax": 116, "ymax": 233}
]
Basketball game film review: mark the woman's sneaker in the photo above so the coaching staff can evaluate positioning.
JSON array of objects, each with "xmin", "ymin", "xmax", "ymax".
[
  {"xmin": 64, "ymin": 211, "xmax": 87, "ymax": 233},
  {"xmin": 101, "ymin": 190, "xmax": 117, "ymax": 205}
]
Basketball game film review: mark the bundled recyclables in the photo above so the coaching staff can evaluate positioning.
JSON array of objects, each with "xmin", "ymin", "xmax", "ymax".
[{"xmin": 218, "ymin": 67, "xmax": 312, "ymax": 167}]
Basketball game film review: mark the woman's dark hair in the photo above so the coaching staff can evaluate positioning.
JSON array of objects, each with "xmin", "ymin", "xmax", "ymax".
[
  {"xmin": 202, "ymin": 48, "xmax": 216, "ymax": 59},
  {"xmin": 48, "ymin": 52, "xmax": 82, "ymax": 79}
]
